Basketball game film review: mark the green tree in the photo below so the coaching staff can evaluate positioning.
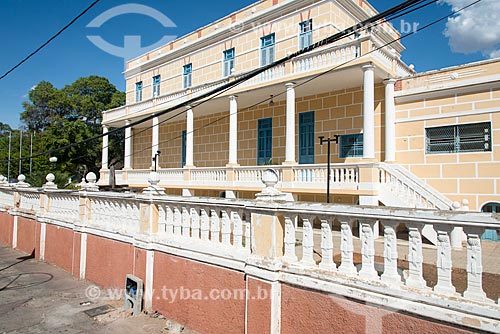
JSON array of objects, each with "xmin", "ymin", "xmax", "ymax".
[{"xmin": 18, "ymin": 76, "xmax": 125, "ymax": 187}]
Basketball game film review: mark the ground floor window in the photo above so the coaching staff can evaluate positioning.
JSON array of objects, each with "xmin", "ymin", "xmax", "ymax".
[
  {"xmin": 299, "ymin": 111, "xmax": 315, "ymax": 164},
  {"xmin": 340, "ymin": 133, "xmax": 363, "ymax": 158},
  {"xmin": 481, "ymin": 202, "xmax": 499, "ymax": 241},
  {"xmin": 181, "ymin": 130, "xmax": 186, "ymax": 167},
  {"xmin": 425, "ymin": 122, "xmax": 491, "ymax": 154},
  {"xmin": 257, "ymin": 118, "xmax": 272, "ymax": 165}
]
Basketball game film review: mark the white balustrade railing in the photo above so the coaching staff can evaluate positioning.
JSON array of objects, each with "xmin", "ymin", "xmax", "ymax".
[
  {"xmin": 292, "ymin": 164, "xmax": 359, "ymax": 189},
  {"xmin": 270, "ymin": 201, "xmax": 500, "ymax": 322},
  {"xmin": 0, "ymin": 188, "xmax": 14, "ymax": 208},
  {"xmin": 190, "ymin": 168, "xmax": 227, "ymax": 184},
  {"xmin": 156, "ymin": 199, "xmax": 251, "ymax": 258},
  {"xmin": 19, "ymin": 190, "xmax": 41, "ymax": 212},
  {"xmin": 88, "ymin": 194, "xmax": 140, "ymax": 234},
  {"xmin": 234, "ymin": 166, "xmax": 283, "ymax": 188},
  {"xmin": 378, "ymin": 163, "xmax": 453, "ymax": 210},
  {"xmin": 292, "ymin": 43, "xmax": 359, "ymax": 74},
  {"xmin": 46, "ymin": 192, "xmax": 80, "ymax": 222},
  {"xmin": 158, "ymin": 169, "xmax": 185, "ymax": 185}
]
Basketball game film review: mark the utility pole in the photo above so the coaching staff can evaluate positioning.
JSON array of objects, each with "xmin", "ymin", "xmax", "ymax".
[
  {"xmin": 19, "ymin": 130, "xmax": 23, "ymax": 176},
  {"xmin": 29, "ymin": 132, "xmax": 33, "ymax": 176},
  {"xmin": 318, "ymin": 135, "xmax": 340, "ymax": 204},
  {"xmin": 7, "ymin": 131, "xmax": 11, "ymax": 182}
]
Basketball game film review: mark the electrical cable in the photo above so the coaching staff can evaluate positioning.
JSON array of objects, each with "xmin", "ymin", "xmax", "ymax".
[{"xmin": 0, "ymin": 0, "xmax": 101, "ymax": 81}]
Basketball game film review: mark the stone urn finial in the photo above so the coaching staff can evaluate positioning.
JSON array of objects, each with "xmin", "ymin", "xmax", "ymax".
[
  {"xmin": 143, "ymin": 171, "xmax": 166, "ymax": 195},
  {"xmin": 15, "ymin": 174, "xmax": 30, "ymax": 188},
  {"xmin": 85, "ymin": 172, "xmax": 99, "ymax": 192},
  {"xmin": 0, "ymin": 175, "xmax": 7, "ymax": 186},
  {"xmin": 255, "ymin": 169, "xmax": 286, "ymax": 201},
  {"xmin": 43, "ymin": 173, "xmax": 58, "ymax": 190}
]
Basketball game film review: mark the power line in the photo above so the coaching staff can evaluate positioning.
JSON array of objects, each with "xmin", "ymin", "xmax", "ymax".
[{"xmin": 0, "ymin": 0, "xmax": 102, "ymax": 81}]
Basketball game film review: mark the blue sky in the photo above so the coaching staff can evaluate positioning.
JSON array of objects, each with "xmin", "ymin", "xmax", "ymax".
[{"xmin": 0, "ymin": 0, "xmax": 496, "ymax": 128}]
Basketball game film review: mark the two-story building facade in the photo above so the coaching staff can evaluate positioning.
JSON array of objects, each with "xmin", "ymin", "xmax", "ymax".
[{"xmin": 99, "ymin": 0, "xmax": 500, "ymax": 216}]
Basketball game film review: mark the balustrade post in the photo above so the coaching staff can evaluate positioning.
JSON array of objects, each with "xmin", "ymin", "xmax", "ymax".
[
  {"xmin": 434, "ymin": 229, "xmax": 457, "ymax": 296},
  {"xmin": 181, "ymin": 207, "xmax": 191, "ymax": 237},
  {"xmin": 406, "ymin": 225, "xmax": 427, "ymax": 288},
  {"xmin": 381, "ymin": 221, "xmax": 401, "ymax": 285},
  {"xmin": 338, "ymin": 220, "xmax": 357, "ymax": 275},
  {"xmin": 200, "ymin": 209, "xmax": 210, "ymax": 241},
  {"xmin": 319, "ymin": 219, "xmax": 336, "ymax": 271},
  {"xmin": 283, "ymin": 216, "xmax": 298, "ymax": 262},
  {"xmin": 301, "ymin": 218, "xmax": 315, "ymax": 266},
  {"xmin": 463, "ymin": 227, "xmax": 491, "ymax": 302},
  {"xmin": 359, "ymin": 220, "xmax": 379, "ymax": 280}
]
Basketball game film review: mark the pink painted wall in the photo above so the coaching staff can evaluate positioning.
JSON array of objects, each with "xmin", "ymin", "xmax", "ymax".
[
  {"xmin": 153, "ymin": 252, "xmax": 246, "ymax": 334},
  {"xmin": 247, "ymin": 277, "xmax": 272, "ymax": 334},
  {"xmin": 16, "ymin": 217, "xmax": 36, "ymax": 256},
  {"xmin": 0, "ymin": 211, "xmax": 13, "ymax": 246},
  {"xmin": 44, "ymin": 224, "xmax": 74, "ymax": 273},
  {"xmin": 280, "ymin": 284, "xmax": 472, "ymax": 334},
  {"xmin": 85, "ymin": 235, "xmax": 135, "ymax": 288}
]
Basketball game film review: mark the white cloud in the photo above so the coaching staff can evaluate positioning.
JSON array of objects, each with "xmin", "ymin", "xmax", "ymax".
[{"xmin": 441, "ymin": 0, "xmax": 500, "ymax": 58}]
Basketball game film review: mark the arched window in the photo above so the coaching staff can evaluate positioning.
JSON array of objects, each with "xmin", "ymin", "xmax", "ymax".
[{"xmin": 481, "ymin": 202, "xmax": 500, "ymax": 241}]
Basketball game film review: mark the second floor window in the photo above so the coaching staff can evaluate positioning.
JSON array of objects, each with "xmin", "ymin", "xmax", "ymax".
[
  {"xmin": 135, "ymin": 81, "xmax": 143, "ymax": 102},
  {"xmin": 152, "ymin": 75, "xmax": 161, "ymax": 97},
  {"xmin": 223, "ymin": 48, "xmax": 235, "ymax": 77},
  {"xmin": 260, "ymin": 33, "xmax": 275, "ymax": 66},
  {"xmin": 183, "ymin": 63, "xmax": 192, "ymax": 89},
  {"xmin": 299, "ymin": 19, "xmax": 313, "ymax": 49}
]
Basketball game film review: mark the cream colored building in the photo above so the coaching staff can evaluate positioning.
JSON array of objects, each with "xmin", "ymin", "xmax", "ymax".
[{"xmin": 100, "ymin": 0, "xmax": 499, "ymax": 217}]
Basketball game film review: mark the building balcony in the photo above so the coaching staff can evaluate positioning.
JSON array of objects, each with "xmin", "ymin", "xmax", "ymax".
[{"xmin": 103, "ymin": 35, "xmax": 413, "ymax": 126}]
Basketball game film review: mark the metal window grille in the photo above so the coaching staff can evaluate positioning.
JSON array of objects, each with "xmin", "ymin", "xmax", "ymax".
[
  {"xmin": 426, "ymin": 122, "xmax": 491, "ymax": 154},
  {"xmin": 340, "ymin": 134, "xmax": 363, "ymax": 158}
]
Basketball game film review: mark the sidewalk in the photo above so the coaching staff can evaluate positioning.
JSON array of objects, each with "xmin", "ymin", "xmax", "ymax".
[{"xmin": 0, "ymin": 246, "xmax": 190, "ymax": 334}]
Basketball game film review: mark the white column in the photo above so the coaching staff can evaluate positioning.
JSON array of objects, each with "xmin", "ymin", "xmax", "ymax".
[
  {"xmin": 124, "ymin": 120, "xmax": 133, "ymax": 169},
  {"xmin": 284, "ymin": 83, "xmax": 296, "ymax": 164},
  {"xmin": 384, "ymin": 79, "xmax": 397, "ymax": 162},
  {"xmin": 102, "ymin": 125, "xmax": 109, "ymax": 170},
  {"xmin": 228, "ymin": 96, "xmax": 238, "ymax": 166},
  {"xmin": 185, "ymin": 106, "xmax": 194, "ymax": 167},
  {"xmin": 362, "ymin": 65, "xmax": 375, "ymax": 159},
  {"xmin": 152, "ymin": 116, "xmax": 159, "ymax": 168}
]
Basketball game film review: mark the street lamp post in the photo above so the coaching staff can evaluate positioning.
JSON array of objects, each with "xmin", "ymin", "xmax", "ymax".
[
  {"xmin": 318, "ymin": 135, "xmax": 339, "ymax": 204},
  {"xmin": 152, "ymin": 151, "xmax": 161, "ymax": 172},
  {"xmin": 7, "ymin": 131, "xmax": 11, "ymax": 182}
]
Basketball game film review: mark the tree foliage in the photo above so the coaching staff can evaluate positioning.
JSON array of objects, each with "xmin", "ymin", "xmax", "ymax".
[{"xmin": 0, "ymin": 76, "xmax": 125, "ymax": 187}]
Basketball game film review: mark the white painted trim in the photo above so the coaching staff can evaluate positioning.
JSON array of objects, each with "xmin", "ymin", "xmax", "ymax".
[
  {"xmin": 270, "ymin": 281, "xmax": 281, "ymax": 334},
  {"xmin": 396, "ymin": 107, "xmax": 499, "ymax": 124},
  {"xmin": 12, "ymin": 215, "xmax": 17, "ymax": 248},
  {"xmin": 145, "ymin": 250, "xmax": 155, "ymax": 311},
  {"xmin": 39, "ymin": 223, "xmax": 46, "ymax": 261},
  {"xmin": 80, "ymin": 233, "xmax": 87, "ymax": 280}
]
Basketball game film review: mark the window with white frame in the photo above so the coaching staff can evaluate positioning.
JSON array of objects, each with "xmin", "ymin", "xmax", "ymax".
[
  {"xmin": 425, "ymin": 122, "xmax": 491, "ymax": 154},
  {"xmin": 299, "ymin": 19, "xmax": 313, "ymax": 49},
  {"xmin": 260, "ymin": 34, "xmax": 275, "ymax": 66},
  {"xmin": 223, "ymin": 48, "xmax": 235, "ymax": 77},
  {"xmin": 183, "ymin": 63, "xmax": 192, "ymax": 89},
  {"xmin": 135, "ymin": 81, "xmax": 143, "ymax": 102},
  {"xmin": 152, "ymin": 75, "xmax": 161, "ymax": 97}
]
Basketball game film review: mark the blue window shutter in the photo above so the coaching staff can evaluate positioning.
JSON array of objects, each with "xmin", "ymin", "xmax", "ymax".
[
  {"xmin": 299, "ymin": 111, "xmax": 315, "ymax": 164},
  {"xmin": 257, "ymin": 118, "xmax": 273, "ymax": 165},
  {"xmin": 181, "ymin": 130, "xmax": 187, "ymax": 167}
]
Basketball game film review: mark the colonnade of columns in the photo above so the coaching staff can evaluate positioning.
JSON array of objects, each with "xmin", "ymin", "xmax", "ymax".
[{"xmin": 101, "ymin": 64, "xmax": 397, "ymax": 172}]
